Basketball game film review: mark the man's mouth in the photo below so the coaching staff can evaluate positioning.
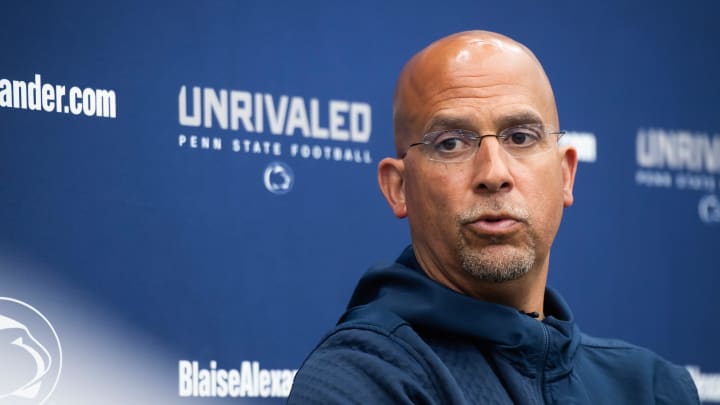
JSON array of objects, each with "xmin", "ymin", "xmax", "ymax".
[{"xmin": 466, "ymin": 214, "xmax": 523, "ymax": 235}]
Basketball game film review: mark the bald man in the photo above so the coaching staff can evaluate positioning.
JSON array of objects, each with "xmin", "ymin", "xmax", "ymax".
[{"xmin": 288, "ymin": 31, "xmax": 698, "ymax": 404}]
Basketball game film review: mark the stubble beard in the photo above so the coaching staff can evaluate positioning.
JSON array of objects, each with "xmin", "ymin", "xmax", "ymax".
[{"xmin": 455, "ymin": 202, "xmax": 537, "ymax": 283}]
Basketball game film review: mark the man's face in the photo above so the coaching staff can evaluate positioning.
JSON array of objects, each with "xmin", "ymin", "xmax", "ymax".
[{"xmin": 382, "ymin": 36, "xmax": 576, "ymax": 290}]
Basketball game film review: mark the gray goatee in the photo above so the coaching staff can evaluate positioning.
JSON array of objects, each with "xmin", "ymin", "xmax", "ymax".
[{"xmin": 455, "ymin": 201, "xmax": 536, "ymax": 282}]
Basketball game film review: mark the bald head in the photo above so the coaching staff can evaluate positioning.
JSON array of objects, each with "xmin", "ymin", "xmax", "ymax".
[{"xmin": 393, "ymin": 30, "xmax": 559, "ymax": 156}]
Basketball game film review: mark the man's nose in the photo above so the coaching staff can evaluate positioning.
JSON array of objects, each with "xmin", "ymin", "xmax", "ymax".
[{"xmin": 472, "ymin": 136, "xmax": 514, "ymax": 193}]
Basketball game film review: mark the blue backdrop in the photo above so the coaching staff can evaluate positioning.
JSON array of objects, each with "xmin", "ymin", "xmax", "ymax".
[{"xmin": 1, "ymin": 0, "xmax": 719, "ymax": 403}]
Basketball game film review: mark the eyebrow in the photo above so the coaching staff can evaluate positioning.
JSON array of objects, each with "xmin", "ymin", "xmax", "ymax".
[
  {"xmin": 425, "ymin": 111, "xmax": 544, "ymax": 133},
  {"xmin": 425, "ymin": 116, "xmax": 475, "ymax": 132},
  {"xmin": 495, "ymin": 111, "xmax": 544, "ymax": 129}
]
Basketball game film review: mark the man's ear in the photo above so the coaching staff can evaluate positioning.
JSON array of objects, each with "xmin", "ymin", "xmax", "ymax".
[
  {"xmin": 378, "ymin": 157, "xmax": 408, "ymax": 218},
  {"xmin": 560, "ymin": 146, "xmax": 578, "ymax": 207}
]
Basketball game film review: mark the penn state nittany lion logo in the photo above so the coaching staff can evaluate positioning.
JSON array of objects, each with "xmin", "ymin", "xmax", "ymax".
[
  {"xmin": 698, "ymin": 194, "xmax": 720, "ymax": 225},
  {"xmin": 0, "ymin": 298, "xmax": 62, "ymax": 405},
  {"xmin": 263, "ymin": 161, "xmax": 294, "ymax": 195}
]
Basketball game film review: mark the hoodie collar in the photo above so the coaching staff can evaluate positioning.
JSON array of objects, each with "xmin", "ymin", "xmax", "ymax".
[{"xmin": 346, "ymin": 245, "xmax": 580, "ymax": 377}]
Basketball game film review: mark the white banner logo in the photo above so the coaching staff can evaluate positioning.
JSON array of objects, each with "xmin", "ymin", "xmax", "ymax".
[
  {"xmin": 0, "ymin": 297, "xmax": 62, "ymax": 405},
  {"xmin": 264, "ymin": 161, "xmax": 294, "ymax": 195},
  {"xmin": 635, "ymin": 128, "xmax": 720, "ymax": 224},
  {"xmin": 176, "ymin": 85, "xmax": 374, "ymax": 166}
]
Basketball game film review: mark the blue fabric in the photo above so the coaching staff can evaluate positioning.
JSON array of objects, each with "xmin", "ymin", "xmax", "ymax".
[{"xmin": 288, "ymin": 246, "xmax": 699, "ymax": 404}]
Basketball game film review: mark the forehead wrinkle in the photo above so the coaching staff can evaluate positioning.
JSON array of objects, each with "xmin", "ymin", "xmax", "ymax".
[
  {"xmin": 424, "ymin": 77, "xmax": 555, "ymax": 122},
  {"xmin": 426, "ymin": 115, "xmax": 476, "ymax": 132},
  {"xmin": 426, "ymin": 110, "xmax": 544, "ymax": 134},
  {"xmin": 419, "ymin": 83, "xmax": 544, "ymax": 117},
  {"xmin": 428, "ymin": 83, "xmax": 526, "ymax": 101}
]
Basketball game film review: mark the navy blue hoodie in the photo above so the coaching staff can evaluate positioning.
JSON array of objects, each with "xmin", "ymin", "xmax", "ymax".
[{"xmin": 288, "ymin": 246, "xmax": 699, "ymax": 404}]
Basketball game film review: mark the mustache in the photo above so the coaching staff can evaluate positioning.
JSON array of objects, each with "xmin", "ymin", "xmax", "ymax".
[{"xmin": 457, "ymin": 200, "xmax": 530, "ymax": 224}]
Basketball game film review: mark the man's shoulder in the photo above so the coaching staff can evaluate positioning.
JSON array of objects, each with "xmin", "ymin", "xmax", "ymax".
[
  {"xmin": 578, "ymin": 332, "xmax": 654, "ymax": 357},
  {"xmin": 576, "ymin": 333, "xmax": 699, "ymax": 404},
  {"xmin": 306, "ymin": 304, "xmax": 432, "ymax": 371},
  {"xmin": 287, "ymin": 305, "xmax": 452, "ymax": 404},
  {"xmin": 578, "ymin": 332, "xmax": 685, "ymax": 368}
]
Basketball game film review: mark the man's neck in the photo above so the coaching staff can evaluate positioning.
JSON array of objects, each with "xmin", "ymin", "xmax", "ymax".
[{"xmin": 462, "ymin": 274, "xmax": 547, "ymax": 319}]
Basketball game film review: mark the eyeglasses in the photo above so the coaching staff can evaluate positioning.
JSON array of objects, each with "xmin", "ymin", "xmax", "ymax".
[{"xmin": 401, "ymin": 124, "xmax": 565, "ymax": 163}]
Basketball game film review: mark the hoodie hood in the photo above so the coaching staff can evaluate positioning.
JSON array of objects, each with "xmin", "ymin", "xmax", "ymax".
[{"xmin": 344, "ymin": 245, "xmax": 581, "ymax": 379}]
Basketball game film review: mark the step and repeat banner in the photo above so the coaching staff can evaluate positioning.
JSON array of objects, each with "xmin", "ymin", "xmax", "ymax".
[{"xmin": 1, "ymin": 0, "xmax": 719, "ymax": 403}]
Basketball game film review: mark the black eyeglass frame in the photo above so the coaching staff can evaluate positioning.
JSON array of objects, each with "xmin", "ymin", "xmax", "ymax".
[{"xmin": 400, "ymin": 124, "xmax": 566, "ymax": 162}]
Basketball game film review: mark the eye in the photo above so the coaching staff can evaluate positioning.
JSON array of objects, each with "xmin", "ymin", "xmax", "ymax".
[
  {"xmin": 438, "ymin": 138, "xmax": 463, "ymax": 151},
  {"xmin": 502, "ymin": 126, "xmax": 542, "ymax": 147},
  {"xmin": 432, "ymin": 130, "xmax": 473, "ymax": 154}
]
